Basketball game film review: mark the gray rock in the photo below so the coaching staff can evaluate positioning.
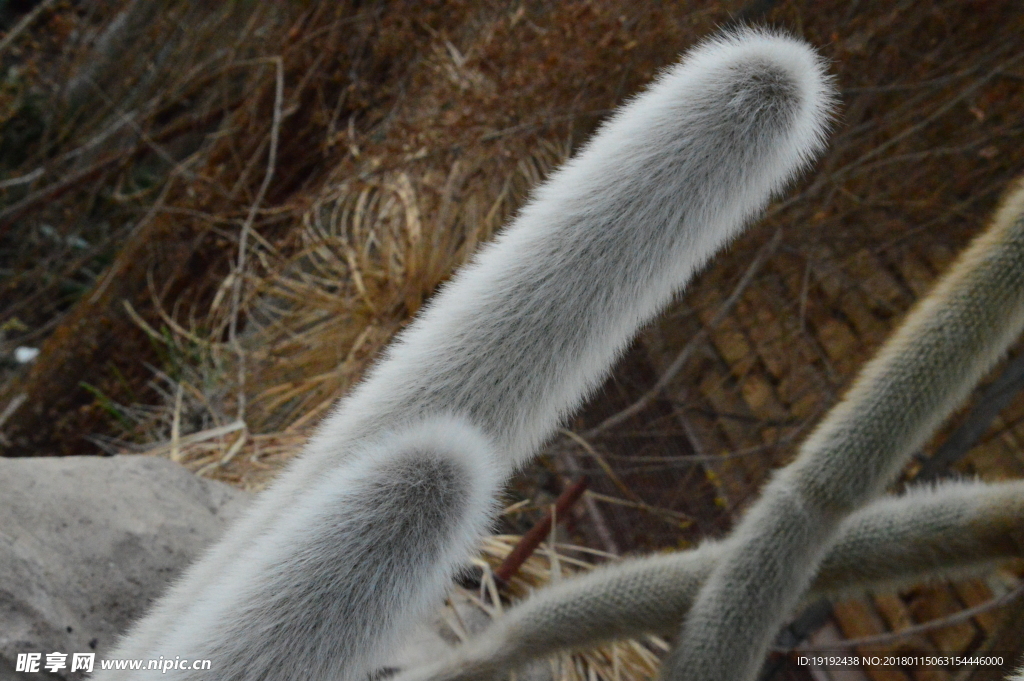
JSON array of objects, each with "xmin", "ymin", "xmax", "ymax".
[
  {"xmin": 0, "ymin": 455, "xmax": 249, "ymax": 681},
  {"xmin": 0, "ymin": 455, "xmax": 547, "ymax": 681}
]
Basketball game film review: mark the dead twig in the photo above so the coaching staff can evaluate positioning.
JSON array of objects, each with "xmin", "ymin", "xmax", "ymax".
[
  {"xmin": 785, "ymin": 582, "xmax": 1024, "ymax": 653},
  {"xmin": 228, "ymin": 56, "xmax": 285, "ymax": 425},
  {"xmin": 494, "ymin": 477, "xmax": 589, "ymax": 583},
  {"xmin": 0, "ymin": 0, "xmax": 58, "ymax": 58}
]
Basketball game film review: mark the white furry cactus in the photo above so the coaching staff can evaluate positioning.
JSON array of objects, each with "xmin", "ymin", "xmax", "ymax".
[
  {"xmin": 664, "ymin": 177, "xmax": 1024, "ymax": 681},
  {"xmin": 95, "ymin": 29, "xmax": 834, "ymax": 681},
  {"xmin": 393, "ymin": 480, "xmax": 1024, "ymax": 681}
]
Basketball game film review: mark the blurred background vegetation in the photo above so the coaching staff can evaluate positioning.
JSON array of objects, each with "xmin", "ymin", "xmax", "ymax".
[{"xmin": 1, "ymin": 2, "xmax": 1023, "ymax": 679}]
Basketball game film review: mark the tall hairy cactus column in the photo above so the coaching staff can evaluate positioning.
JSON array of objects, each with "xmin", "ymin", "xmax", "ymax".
[
  {"xmin": 664, "ymin": 178, "xmax": 1024, "ymax": 681},
  {"xmin": 94, "ymin": 29, "xmax": 834, "ymax": 681}
]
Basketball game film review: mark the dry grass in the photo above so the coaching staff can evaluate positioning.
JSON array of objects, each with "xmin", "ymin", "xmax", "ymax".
[
  {"xmin": 240, "ymin": 139, "xmax": 568, "ymax": 434},
  {"xmin": 1, "ymin": 0, "xmax": 1024, "ymax": 675},
  {"xmin": 444, "ymin": 534, "xmax": 667, "ymax": 681}
]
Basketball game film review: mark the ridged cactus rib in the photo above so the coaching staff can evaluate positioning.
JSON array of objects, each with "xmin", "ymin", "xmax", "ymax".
[
  {"xmin": 664, "ymin": 177, "xmax": 1024, "ymax": 681},
  {"xmin": 394, "ymin": 479, "xmax": 1024, "ymax": 681}
]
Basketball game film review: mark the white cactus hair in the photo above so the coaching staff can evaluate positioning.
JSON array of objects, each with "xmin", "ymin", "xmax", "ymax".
[
  {"xmin": 663, "ymin": 172, "xmax": 1024, "ymax": 681},
  {"xmin": 91, "ymin": 20, "xmax": 1024, "ymax": 681},
  {"xmin": 394, "ymin": 479, "xmax": 1024, "ymax": 681},
  {"xmin": 156, "ymin": 417, "xmax": 501, "ymax": 680},
  {"xmin": 393, "ymin": 175, "xmax": 1024, "ymax": 681},
  {"xmin": 93, "ymin": 26, "xmax": 850, "ymax": 681}
]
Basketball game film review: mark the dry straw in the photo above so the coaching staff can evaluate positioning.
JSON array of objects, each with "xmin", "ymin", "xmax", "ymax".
[
  {"xmin": 2, "ymin": 0, "xmax": 1024, "ymax": 674},
  {"xmin": 456, "ymin": 533, "xmax": 667, "ymax": 681}
]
